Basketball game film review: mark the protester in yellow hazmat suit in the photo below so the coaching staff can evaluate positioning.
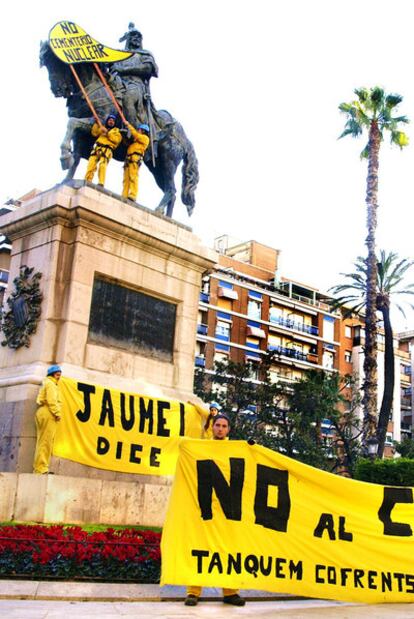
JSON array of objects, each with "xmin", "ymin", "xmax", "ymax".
[
  {"xmin": 122, "ymin": 122, "xmax": 150, "ymax": 201},
  {"xmin": 33, "ymin": 365, "xmax": 62, "ymax": 474},
  {"xmin": 185, "ymin": 414, "xmax": 246, "ymax": 607},
  {"xmin": 85, "ymin": 114, "xmax": 122, "ymax": 186},
  {"xmin": 187, "ymin": 399, "xmax": 222, "ymax": 439}
]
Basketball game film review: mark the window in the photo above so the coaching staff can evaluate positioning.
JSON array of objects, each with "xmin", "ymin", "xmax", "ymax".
[
  {"xmin": 247, "ymin": 362, "xmax": 260, "ymax": 380},
  {"xmin": 248, "ymin": 299, "xmax": 261, "ymax": 320},
  {"xmin": 214, "ymin": 351, "xmax": 229, "ymax": 364},
  {"xmin": 218, "ymin": 280, "xmax": 238, "ymax": 301},
  {"xmin": 322, "ymin": 351, "xmax": 334, "ymax": 370},
  {"xmin": 269, "ymin": 305, "xmax": 283, "ymax": 322},
  {"xmin": 215, "ymin": 343, "xmax": 230, "ymax": 353},
  {"xmin": 246, "ymin": 336, "xmax": 260, "ymax": 349},
  {"xmin": 344, "ymin": 325, "xmax": 352, "ymax": 338},
  {"xmin": 217, "ymin": 297, "xmax": 232, "ymax": 311},
  {"xmin": 323, "ymin": 316, "xmax": 335, "ymax": 341},
  {"xmin": 216, "ymin": 320, "xmax": 230, "ymax": 340},
  {"xmin": 268, "ymin": 334, "xmax": 282, "ymax": 349},
  {"xmin": 345, "ymin": 350, "xmax": 352, "ymax": 363}
]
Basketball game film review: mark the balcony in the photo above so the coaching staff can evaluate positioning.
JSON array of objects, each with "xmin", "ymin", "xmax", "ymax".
[
  {"xmin": 199, "ymin": 292, "xmax": 210, "ymax": 303},
  {"xmin": 269, "ymin": 315, "xmax": 319, "ymax": 336},
  {"xmin": 401, "ymin": 397, "xmax": 412, "ymax": 408},
  {"xmin": 268, "ymin": 344, "xmax": 308, "ymax": 363},
  {"xmin": 197, "ymin": 323, "xmax": 208, "ymax": 336}
]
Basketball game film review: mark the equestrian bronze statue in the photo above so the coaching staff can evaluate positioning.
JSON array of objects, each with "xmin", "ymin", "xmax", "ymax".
[{"xmin": 40, "ymin": 22, "xmax": 199, "ymax": 218}]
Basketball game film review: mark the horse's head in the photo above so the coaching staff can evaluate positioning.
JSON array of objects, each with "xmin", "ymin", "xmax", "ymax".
[{"xmin": 39, "ymin": 41, "xmax": 74, "ymax": 99}]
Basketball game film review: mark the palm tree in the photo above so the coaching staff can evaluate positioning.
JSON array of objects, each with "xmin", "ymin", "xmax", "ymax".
[
  {"xmin": 338, "ymin": 87, "xmax": 409, "ymax": 445},
  {"xmin": 330, "ymin": 251, "xmax": 414, "ymax": 457}
]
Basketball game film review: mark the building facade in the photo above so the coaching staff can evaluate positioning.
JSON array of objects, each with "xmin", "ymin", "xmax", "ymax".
[
  {"xmin": 195, "ymin": 237, "xmax": 414, "ymax": 455},
  {"xmin": 196, "ymin": 237, "xmax": 346, "ymax": 384}
]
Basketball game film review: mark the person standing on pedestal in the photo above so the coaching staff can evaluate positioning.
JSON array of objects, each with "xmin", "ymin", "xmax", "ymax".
[
  {"xmin": 33, "ymin": 365, "xmax": 62, "ymax": 474},
  {"xmin": 122, "ymin": 122, "xmax": 150, "ymax": 201},
  {"xmin": 84, "ymin": 114, "xmax": 122, "ymax": 187}
]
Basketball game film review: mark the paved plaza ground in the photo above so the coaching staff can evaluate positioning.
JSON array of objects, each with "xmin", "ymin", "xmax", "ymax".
[
  {"xmin": 2, "ymin": 598, "xmax": 414, "ymax": 618},
  {"xmin": 1, "ymin": 582, "xmax": 414, "ymax": 618}
]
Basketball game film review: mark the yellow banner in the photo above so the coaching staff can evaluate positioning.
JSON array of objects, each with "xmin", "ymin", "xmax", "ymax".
[
  {"xmin": 49, "ymin": 21, "xmax": 133, "ymax": 64},
  {"xmin": 161, "ymin": 439, "xmax": 414, "ymax": 603},
  {"xmin": 53, "ymin": 378, "xmax": 204, "ymax": 475}
]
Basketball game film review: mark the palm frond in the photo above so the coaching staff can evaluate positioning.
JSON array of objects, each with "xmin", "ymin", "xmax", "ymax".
[
  {"xmin": 370, "ymin": 86, "xmax": 385, "ymax": 110},
  {"xmin": 332, "ymin": 250, "xmax": 414, "ymax": 320},
  {"xmin": 354, "ymin": 87, "xmax": 369, "ymax": 103},
  {"xmin": 390, "ymin": 130, "xmax": 409, "ymax": 148},
  {"xmin": 339, "ymin": 122, "xmax": 363, "ymax": 139},
  {"xmin": 385, "ymin": 93, "xmax": 404, "ymax": 109}
]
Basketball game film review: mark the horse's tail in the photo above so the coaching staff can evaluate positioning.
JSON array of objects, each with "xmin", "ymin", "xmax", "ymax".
[{"xmin": 181, "ymin": 137, "xmax": 199, "ymax": 216}]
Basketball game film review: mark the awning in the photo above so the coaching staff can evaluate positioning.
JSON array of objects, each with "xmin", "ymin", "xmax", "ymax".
[
  {"xmin": 218, "ymin": 287, "xmax": 238, "ymax": 301},
  {"xmin": 247, "ymin": 325, "xmax": 266, "ymax": 338}
]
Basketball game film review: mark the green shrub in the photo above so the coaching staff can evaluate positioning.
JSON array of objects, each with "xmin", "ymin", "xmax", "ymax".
[{"xmin": 355, "ymin": 458, "xmax": 414, "ymax": 486}]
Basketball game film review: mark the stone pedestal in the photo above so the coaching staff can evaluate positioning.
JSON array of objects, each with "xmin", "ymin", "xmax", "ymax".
[{"xmin": 0, "ymin": 182, "xmax": 216, "ymax": 478}]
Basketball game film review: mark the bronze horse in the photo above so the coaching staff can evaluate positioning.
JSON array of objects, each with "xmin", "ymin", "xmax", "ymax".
[{"xmin": 39, "ymin": 42, "xmax": 199, "ymax": 218}]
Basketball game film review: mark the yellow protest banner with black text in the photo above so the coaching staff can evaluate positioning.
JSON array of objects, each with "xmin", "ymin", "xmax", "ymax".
[
  {"xmin": 161, "ymin": 439, "xmax": 414, "ymax": 603},
  {"xmin": 49, "ymin": 21, "xmax": 133, "ymax": 64},
  {"xmin": 53, "ymin": 378, "xmax": 204, "ymax": 475}
]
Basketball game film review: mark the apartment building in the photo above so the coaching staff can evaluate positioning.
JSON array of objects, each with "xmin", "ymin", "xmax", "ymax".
[
  {"xmin": 396, "ymin": 331, "xmax": 414, "ymax": 440},
  {"xmin": 196, "ymin": 237, "xmax": 347, "ymax": 386},
  {"xmin": 345, "ymin": 322, "xmax": 412, "ymax": 452},
  {"xmin": 195, "ymin": 237, "xmax": 414, "ymax": 454}
]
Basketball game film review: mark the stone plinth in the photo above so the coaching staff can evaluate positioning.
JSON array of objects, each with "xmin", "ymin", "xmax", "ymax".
[
  {"xmin": 0, "ymin": 472, "xmax": 171, "ymax": 527},
  {"xmin": 0, "ymin": 182, "xmax": 216, "ymax": 476}
]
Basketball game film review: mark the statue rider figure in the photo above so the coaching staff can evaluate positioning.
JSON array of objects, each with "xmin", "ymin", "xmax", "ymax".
[{"xmin": 114, "ymin": 23, "xmax": 159, "ymax": 129}]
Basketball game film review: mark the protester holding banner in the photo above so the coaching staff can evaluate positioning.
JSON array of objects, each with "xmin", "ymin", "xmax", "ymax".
[
  {"xmin": 185, "ymin": 414, "xmax": 246, "ymax": 607},
  {"xmin": 203, "ymin": 401, "xmax": 222, "ymax": 439},
  {"xmin": 84, "ymin": 114, "xmax": 122, "ymax": 186},
  {"xmin": 33, "ymin": 365, "xmax": 62, "ymax": 474},
  {"xmin": 122, "ymin": 122, "xmax": 150, "ymax": 201}
]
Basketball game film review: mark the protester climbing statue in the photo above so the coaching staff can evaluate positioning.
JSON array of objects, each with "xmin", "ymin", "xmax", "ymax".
[{"xmin": 40, "ymin": 21, "xmax": 199, "ymax": 217}]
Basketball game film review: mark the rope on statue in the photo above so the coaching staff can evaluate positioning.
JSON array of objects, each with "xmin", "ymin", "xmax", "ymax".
[{"xmin": 69, "ymin": 64, "xmax": 103, "ymax": 129}]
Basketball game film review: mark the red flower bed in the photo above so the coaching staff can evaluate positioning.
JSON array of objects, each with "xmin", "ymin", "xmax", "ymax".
[{"xmin": 0, "ymin": 524, "xmax": 161, "ymax": 581}]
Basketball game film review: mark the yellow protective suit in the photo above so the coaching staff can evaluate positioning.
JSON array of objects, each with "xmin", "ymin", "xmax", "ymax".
[
  {"xmin": 122, "ymin": 124, "xmax": 150, "ymax": 201},
  {"xmin": 85, "ymin": 123, "xmax": 122, "ymax": 186},
  {"xmin": 33, "ymin": 376, "xmax": 62, "ymax": 474},
  {"xmin": 187, "ymin": 585, "xmax": 239, "ymax": 598}
]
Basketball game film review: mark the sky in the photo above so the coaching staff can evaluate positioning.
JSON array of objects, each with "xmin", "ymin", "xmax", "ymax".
[{"xmin": 2, "ymin": 0, "xmax": 414, "ymax": 330}]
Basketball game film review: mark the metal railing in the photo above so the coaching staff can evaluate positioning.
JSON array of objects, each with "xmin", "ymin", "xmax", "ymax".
[
  {"xmin": 268, "ymin": 344, "xmax": 308, "ymax": 362},
  {"xmin": 269, "ymin": 315, "xmax": 319, "ymax": 336}
]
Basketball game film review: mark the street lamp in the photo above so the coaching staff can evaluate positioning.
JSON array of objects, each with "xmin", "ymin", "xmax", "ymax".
[{"xmin": 366, "ymin": 436, "xmax": 379, "ymax": 460}]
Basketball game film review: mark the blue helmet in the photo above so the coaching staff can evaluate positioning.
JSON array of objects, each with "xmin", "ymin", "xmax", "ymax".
[
  {"xmin": 105, "ymin": 114, "xmax": 117, "ymax": 125},
  {"xmin": 209, "ymin": 401, "xmax": 221, "ymax": 411},
  {"xmin": 138, "ymin": 123, "xmax": 150, "ymax": 132},
  {"xmin": 47, "ymin": 364, "xmax": 62, "ymax": 376}
]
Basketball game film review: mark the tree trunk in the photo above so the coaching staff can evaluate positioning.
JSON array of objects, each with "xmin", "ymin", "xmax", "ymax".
[
  {"xmin": 362, "ymin": 121, "xmax": 380, "ymax": 447},
  {"xmin": 376, "ymin": 300, "xmax": 394, "ymax": 458}
]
